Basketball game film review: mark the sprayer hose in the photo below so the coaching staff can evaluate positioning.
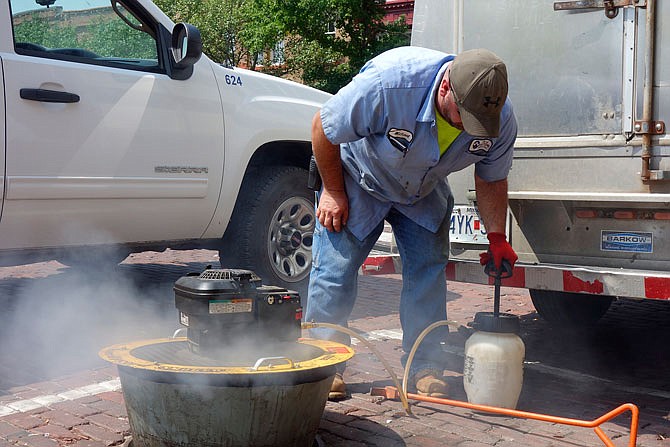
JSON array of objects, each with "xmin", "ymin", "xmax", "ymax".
[
  {"xmin": 401, "ymin": 320, "xmax": 460, "ymax": 396},
  {"xmin": 302, "ymin": 321, "xmax": 412, "ymax": 415}
]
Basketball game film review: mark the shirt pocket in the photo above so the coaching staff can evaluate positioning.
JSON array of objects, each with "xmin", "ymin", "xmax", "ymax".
[{"xmin": 370, "ymin": 133, "xmax": 412, "ymax": 170}]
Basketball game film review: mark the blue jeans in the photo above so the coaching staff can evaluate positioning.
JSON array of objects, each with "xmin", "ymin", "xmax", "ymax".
[{"xmin": 305, "ymin": 206, "xmax": 452, "ymax": 377}]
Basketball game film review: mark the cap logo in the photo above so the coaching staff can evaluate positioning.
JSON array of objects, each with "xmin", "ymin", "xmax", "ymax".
[{"xmin": 483, "ymin": 96, "xmax": 501, "ymax": 108}]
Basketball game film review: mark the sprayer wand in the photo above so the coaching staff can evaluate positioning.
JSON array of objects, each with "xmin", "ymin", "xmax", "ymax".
[{"xmin": 484, "ymin": 259, "xmax": 513, "ymax": 317}]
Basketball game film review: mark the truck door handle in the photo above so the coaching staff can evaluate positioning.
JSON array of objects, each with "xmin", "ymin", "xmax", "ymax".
[
  {"xmin": 20, "ymin": 88, "xmax": 80, "ymax": 103},
  {"xmin": 553, "ymin": 0, "xmax": 644, "ymax": 19}
]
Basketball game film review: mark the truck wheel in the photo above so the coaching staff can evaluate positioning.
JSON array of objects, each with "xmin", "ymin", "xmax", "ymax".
[
  {"xmin": 529, "ymin": 289, "xmax": 614, "ymax": 326},
  {"xmin": 219, "ymin": 166, "xmax": 315, "ymax": 298}
]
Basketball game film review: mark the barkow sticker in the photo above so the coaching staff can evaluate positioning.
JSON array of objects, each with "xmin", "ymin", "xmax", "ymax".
[{"xmin": 601, "ymin": 230, "xmax": 653, "ymax": 253}]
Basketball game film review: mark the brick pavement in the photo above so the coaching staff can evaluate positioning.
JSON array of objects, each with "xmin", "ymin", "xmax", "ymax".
[{"xmin": 0, "ymin": 249, "xmax": 668, "ymax": 446}]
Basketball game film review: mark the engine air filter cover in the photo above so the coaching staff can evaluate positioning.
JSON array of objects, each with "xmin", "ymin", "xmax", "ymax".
[{"xmin": 174, "ymin": 269, "xmax": 302, "ymax": 355}]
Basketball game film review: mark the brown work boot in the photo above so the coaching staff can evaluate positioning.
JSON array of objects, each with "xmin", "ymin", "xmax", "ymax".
[
  {"xmin": 412, "ymin": 369, "xmax": 449, "ymax": 398},
  {"xmin": 328, "ymin": 373, "xmax": 347, "ymax": 401}
]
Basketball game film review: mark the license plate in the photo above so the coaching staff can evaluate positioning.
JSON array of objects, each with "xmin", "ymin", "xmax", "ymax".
[{"xmin": 450, "ymin": 206, "xmax": 487, "ymax": 244}]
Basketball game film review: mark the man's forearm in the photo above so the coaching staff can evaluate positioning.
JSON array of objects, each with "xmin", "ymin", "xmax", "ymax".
[
  {"xmin": 311, "ymin": 111, "xmax": 350, "ymax": 231},
  {"xmin": 474, "ymin": 174, "xmax": 508, "ymax": 234},
  {"xmin": 312, "ymin": 112, "xmax": 345, "ymax": 192}
]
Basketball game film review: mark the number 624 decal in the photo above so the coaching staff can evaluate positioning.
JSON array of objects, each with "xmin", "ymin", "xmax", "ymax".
[{"xmin": 225, "ymin": 74, "xmax": 243, "ymax": 86}]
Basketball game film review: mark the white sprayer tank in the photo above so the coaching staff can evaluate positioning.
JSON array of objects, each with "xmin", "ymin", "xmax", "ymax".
[{"xmin": 463, "ymin": 312, "xmax": 525, "ymax": 409}]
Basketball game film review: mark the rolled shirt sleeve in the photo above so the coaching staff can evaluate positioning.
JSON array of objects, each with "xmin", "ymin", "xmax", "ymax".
[{"xmin": 320, "ymin": 64, "xmax": 387, "ymax": 146}]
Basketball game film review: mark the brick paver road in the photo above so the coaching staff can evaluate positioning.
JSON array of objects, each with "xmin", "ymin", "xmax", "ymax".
[{"xmin": 0, "ymin": 249, "xmax": 668, "ymax": 446}]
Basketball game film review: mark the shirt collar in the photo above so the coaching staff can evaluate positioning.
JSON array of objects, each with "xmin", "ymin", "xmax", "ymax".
[{"xmin": 417, "ymin": 60, "xmax": 452, "ymax": 123}]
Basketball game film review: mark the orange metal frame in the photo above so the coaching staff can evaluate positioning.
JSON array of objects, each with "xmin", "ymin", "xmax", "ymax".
[{"xmin": 371, "ymin": 386, "xmax": 639, "ymax": 447}]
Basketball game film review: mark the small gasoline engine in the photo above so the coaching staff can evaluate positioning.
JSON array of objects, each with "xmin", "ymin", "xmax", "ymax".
[{"xmin": 174, "ymin": 268, "xmax": 302, "ymax": 355}]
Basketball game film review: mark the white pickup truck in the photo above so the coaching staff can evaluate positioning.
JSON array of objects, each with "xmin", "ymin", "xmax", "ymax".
[{"xmin": 0, "ymin": 0, "xmax": 330, "ymax": 294}]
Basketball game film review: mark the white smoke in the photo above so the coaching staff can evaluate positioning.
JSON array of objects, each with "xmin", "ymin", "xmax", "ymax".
[{"xmin": 0, "ymin": 255, "xmax": 206, "ymax": 385}]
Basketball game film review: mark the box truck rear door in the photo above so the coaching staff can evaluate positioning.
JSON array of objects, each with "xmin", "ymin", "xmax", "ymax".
[{"xmin": 412, "ymin": 0, "xmax": 628, "ymax": 138}]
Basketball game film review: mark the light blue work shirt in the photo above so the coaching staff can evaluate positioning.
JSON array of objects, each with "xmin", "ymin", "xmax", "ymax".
[{"xmin": 320, "ymin": 46, "xmax": 518, "ymax": 241}]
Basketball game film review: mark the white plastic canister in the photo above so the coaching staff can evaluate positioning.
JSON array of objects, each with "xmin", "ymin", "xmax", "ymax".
[{"xmin": 463, "ymin": 312, "xmax": 525, "ymax": 409}]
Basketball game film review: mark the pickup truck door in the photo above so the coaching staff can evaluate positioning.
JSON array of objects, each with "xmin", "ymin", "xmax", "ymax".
[{"xmin": 0, "ymin": 0, "xmax": 224, "ymax": 250}]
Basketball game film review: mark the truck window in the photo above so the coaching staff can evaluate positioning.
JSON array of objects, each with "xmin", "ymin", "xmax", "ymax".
[{"xmin": 10, "ymin": 0, "xmax": 161, "ymax": 73}]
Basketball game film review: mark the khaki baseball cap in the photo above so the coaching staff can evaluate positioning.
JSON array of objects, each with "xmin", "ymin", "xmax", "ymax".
[{"xmin": 450, "ymin": 49, "xmax": 508, "ymax": 137}]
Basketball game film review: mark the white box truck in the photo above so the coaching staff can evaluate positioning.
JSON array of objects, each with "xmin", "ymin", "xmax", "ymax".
[
  {"xmin": 393, "ymin": 0, "xmax": 670, "ymax": 325},
  {"xmin": 0, "ymin": 0, "xmax": 330, "ymax": 295}
]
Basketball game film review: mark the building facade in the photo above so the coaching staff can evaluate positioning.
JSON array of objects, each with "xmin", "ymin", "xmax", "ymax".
[{"xmin": 383, "ymin": 0, "xmax": 414, "ymax": 26}]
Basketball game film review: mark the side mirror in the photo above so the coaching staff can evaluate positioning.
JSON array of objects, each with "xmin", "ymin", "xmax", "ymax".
[{"xmin": 171, "ymin": 23, "xmax": 202, "ymax": 69}]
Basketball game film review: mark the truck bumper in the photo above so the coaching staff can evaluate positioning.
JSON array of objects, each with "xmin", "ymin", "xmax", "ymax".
[{"xmin": 361, "ymin": 255, "xmax": 670, "ymax": 301}]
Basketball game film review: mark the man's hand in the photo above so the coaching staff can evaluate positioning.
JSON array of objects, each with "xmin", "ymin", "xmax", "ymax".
[
  {"xmin": 311, "ymin": 111, "xmax": 349, "ymax": 232},
  {"xmin": 317, "ymin": 189, "xmax": 349, "ymax": 232},
  {"xmin": 479, "ymin": 232, "xmax": 517, "ymax": 270}
]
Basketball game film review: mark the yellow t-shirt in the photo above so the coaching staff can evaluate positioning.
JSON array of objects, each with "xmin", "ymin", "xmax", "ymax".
[{"xmin": 435, "ymin": 107, "xmax": 462, "ymax": 156}]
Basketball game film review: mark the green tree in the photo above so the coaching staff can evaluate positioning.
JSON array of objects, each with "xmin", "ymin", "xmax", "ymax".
[
  {"xmin": 237, "ymin": 0, "xmax": 285, "ymax": 69},
  {"xmin": 13, "ymin": 13, "xmax": 78, "ymax": 48},
  {"xmin": 264, "ymin": 0, "xmax": 411, "ymax": 92},
  {"xmin": 13, "ymin": 7, "xmax": 157, "ymax": 60},
  {"xmin": 152, "ymin": 0, "xmax": 410, "ymax": 91},
  {"xmin": 153, "ymin": 0, "xmax": 253, "ymax": 66},
  {"xmin": 85, "ymin": 19, "xmax": 157, "ymax": 59}
]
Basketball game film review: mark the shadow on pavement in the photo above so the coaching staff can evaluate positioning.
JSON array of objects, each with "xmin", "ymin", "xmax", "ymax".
[
  {"xmin": 319, "ymin": 409, "xmax": 407, "ymax": 447},
  {"xmin": 519, "ymin": 298, "xmax": 670, "ymax": 392}
]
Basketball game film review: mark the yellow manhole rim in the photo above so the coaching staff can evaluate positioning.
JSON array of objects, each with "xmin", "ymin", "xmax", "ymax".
[{"xmin": 99, "ymin": 337, "xmax": 354, "ymax": 374}]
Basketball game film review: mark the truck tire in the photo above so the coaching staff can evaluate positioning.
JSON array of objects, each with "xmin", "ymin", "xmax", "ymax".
[
  {"xmin": 219, "ymin": 166, "xmax": 315, "ymax": 299},
  {"xmin": 529, "ymin": 289, "xmax": 614, "ymax": 326}
]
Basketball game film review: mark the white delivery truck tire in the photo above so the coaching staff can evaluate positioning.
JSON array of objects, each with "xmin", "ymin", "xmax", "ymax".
[{"xmin": 219, "ymin": 166, "xmax": 315, "ymax": 299}]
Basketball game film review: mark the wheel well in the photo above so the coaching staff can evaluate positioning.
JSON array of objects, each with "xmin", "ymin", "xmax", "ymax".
[
  {"xmin": 223, "ymin": 140, "xmax": 312, "ymax": 240},
  {"xmin": 248, "ymin": 140, "xmax": 312, "ymax": 171}
]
